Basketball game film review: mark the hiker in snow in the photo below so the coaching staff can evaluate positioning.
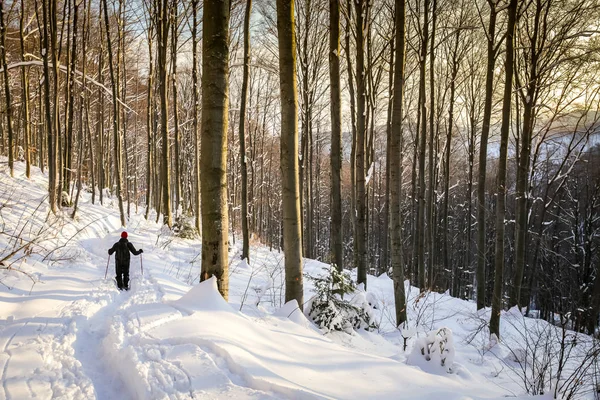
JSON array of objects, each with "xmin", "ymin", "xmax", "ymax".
[{"xmin": 108, "ymin": 232, "xmax": 143, "ymax": 290}]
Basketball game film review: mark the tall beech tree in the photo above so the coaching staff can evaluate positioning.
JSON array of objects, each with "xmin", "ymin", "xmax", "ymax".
[
  {"xmin": 277, "ymin": 0, "xmax": 304, "ymax": 308},
  {"xmin": 201, "ymin": 0, "xmax": 231, "ymax": 299}
]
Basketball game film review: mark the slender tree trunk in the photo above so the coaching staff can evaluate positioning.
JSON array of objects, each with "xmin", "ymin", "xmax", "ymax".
[
  {"xmin": 19, "ymin": 0, "xmax": 31, "ymax": 179},
  {"xmin": 426, "ymin": 0, "xmax": 437, "ymax": 290},
  {"xmin": 118, "ymin": 0, "xmax": 130, "ymax": 218},
  {"xmin": 145, "ymin": 10, "xmax": 154, "ymax": 219},
  {"xmin": 511, "ymin": 2, "xmax": 542, "ymax": 309},
  {"xmin": 444, "ymin": 29, "xmax": 460, "ymax": 294},
  {"xmin": 416, "ymin": 0, "xmax": 429, "ymax": 291},
  {"xmin": 355, "ymin": 0, "xmax": 368, "ymax": 288},
  {"xmin": 277, "ymin": 0, "xmax": 304, "ymax": 308},
  {"xmin": 192, "ymin": 0, "xmax": 201, "ymax": 234},
  {"xmin": 239, "ymin": 0, "xmax": 252, "ymax": 262},
  {"xmin": 66, "ymin": 0, "xmax": 79, "ymax": 196},
  {"xmin": 329, "ymin": 0, "xmax": 343, "ymax": 272},
  {"xmin": 97, "ymin": 8, "xmax": 105, "ymax": 205},
  {"xmin": 40, "ymin": 0, "xmax": 59, "ymax": 212},
  {"xmin": 382, "ymin": 31, "xmax": 395, "ymax": 275},
  {"xmin": 0, "ymin": 0, "xmax": 14, "ymax": 178},
  {"xmin": 73, "ymin": 0, "xmax": 89, "ymax": 218},
  {"xmin": 102, "ymin": 0, "xmax": 126, "ymax": 227},
  {"xmin": 390, "ymin": 0, "xmax": 407, "ymax": 326},
  {"xmin": 171, "ymin": 0, "xmax": 181, "ymax": 217},
  {"xmin": 476, "ymin": 2, "xmax": 497, "ymax": 310},
  {"xmin": 156, "ymin": 0, "xmax": 172, "ymax": 227},
  {"xmin": 490, "ymin": 0, "xmax": 518, "ymax": 339},
  {"xmin": 343, "ymin": 0, "xmax": 358, "ymax": 270},
  {"xmin": 201, "ymin": 0, "xmax": 231, "ymax": 299}
]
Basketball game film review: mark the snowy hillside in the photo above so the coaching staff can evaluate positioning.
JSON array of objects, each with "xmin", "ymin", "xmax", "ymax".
[{"xmin": 0, "ymin": 160, "xmax": 595, "ymax": 399}]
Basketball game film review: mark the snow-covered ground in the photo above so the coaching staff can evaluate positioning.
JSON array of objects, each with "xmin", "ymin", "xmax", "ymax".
[{"xmin": 0, "ymin": 160, "xmax": 595, "ymax": 399}]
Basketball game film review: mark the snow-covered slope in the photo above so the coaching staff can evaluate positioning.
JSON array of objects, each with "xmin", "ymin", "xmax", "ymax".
[{"xmin": 0, "ymin": 160, "xmax": 587, "ymax": 399}]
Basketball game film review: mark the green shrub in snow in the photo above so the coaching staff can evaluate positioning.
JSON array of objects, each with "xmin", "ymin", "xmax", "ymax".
[
  {"xmin": 305, "ymin": 266, "xmax": 378, "ymax": 334},
  {"xmin": 173, "ymin": 216, "xmax": 198, "ymax": 239}
]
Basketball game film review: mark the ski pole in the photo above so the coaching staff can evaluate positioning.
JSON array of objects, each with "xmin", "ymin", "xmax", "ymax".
[
  {"xmin": 140, "ymin": 253, "xmax": 144, "ymax": 276},
  {"xmin": 104, "ymin": 254, "xmax": 111, "ymax": 279}
]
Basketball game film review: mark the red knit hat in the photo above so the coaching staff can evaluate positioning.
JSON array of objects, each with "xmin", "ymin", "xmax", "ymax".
[{"xmin": 121, "ymin": 231, "xmax": 128, "ymax": 239}]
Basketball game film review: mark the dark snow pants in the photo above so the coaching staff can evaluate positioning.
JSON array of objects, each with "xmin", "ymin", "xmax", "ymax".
[{"xmin": 115, "ymin": 262, "xmax": 130, "ymax": 290}]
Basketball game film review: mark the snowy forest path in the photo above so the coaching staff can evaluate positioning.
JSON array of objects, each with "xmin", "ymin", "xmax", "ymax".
[
  {"xmin": 70, "ymin": 232, "xmax": 168, "ymax": 400},
  {"xmin": 71, "ymin": 277, "xmax": 133, "ymax": 400}
]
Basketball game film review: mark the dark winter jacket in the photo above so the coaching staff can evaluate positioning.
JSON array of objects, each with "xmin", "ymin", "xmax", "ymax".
[{"xmin": 108, "ymin": 238, "xmax": 142, "ymax": 265}]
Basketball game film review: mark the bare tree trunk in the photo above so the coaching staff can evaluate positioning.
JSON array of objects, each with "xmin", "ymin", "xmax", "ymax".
[
  {"xmin": 73, "ymin": 0, "xmax": 89, "ymax": 218},
  {"xmin": 277, "ymin": 0, "xmax": 304, "ymax": 308},
  {"xmin": 510, "ymin": 1, "xmax": 542, "ymax": 309},
  {"xmin": 145, "ymin": 15, "xmax": 154, "ymax": 220},
  {"xmin": 444, "ymin": 29, "xmax": 460, "ymax": 294},
  {"xmin": 239, "ymin": 0, "xmax": 252, "ymax": 262},
  {"xmin": 355, "ymin": 0, "xmax": 368, "ymax": 288},
  {"xmin": 329, "ymin": 0, "xmax": 343, "ymax": 271},
  {"xmin": 171, "ymin": 0, "xmax": 181, "ymax": 217},
  {"xmin": 97, "ymin": 6, "xmax": 105, "ymax": 205},
  {"xmin": 0, "ymin": 0, "xmax": 14, "ymax": 178},
  {"xmin": 476, "ymin": 1, "xmax": 498, "ymax": 310},
  {"xmin": 426, "ymin": 0, "xmax": 437, "ymax": 290},
  {"xmin": 156, "ymin": 0, "xmax": 172, "ymax": 227},
  {"xmin": 200, "ymin": 0, "xmax": 231, "ymax": 299},
  {"xmin": 490, "ymin": 0, "xmax": 518, "ymax": 339},
  {"xmin": 39, "ymin": 0, "xmax": 59, "ymax": 212},
  {"xmin": 390, "ymin": 0, "xmax": 407, "ymax": 326},
  {"xmin": 102, "ymin": 0, "xmax": 126, "ymax": 227},
  {"xmin": 416, "ymin": 0, "xmax": 429, "ymax": 291},
  {"xmin": 343, "ymin": 0, "xmax": 358, "ymax": 270},
  {"xmin": 63, "ymin": 0, "xmax": 77, "ymax": 195},
  {"xmin": 19, "ymin": 0, "xmax": 31, "ymax": 179},
  {"xmin": 192, "ymin": 0, "xmax": 201, "ymax": 233},
  {"xmin": 382, "ymin": 31, "xmax": 394, "ymax": 275}
]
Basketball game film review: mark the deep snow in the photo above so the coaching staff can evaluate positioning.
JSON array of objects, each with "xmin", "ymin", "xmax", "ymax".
[{"xmin": 0, "ymin": 160, "xmax": 592, "ymax": 399}]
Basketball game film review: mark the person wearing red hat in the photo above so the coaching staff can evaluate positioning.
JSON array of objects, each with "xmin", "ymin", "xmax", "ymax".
[{"xmin": 108, "ymin": 231, "xmax": 143, "ymax": 290}]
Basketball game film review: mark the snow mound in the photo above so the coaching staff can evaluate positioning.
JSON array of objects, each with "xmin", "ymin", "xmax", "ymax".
[
  {"xmin": 274, "ymin": 300, "xmax": 315, "ymax": 329},
  {"xmin": 170, "ymin": 276, "xmax": 234, "ymax": 314},
  {"xmin": 407, "ymin": 327, "xmax": 456, "ymax": 375}
]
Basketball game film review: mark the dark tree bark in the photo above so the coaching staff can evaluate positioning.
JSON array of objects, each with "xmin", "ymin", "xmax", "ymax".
[
  {"xmin": 156, "ymin": 0, "xmax": 172, "ymax": 227},
  {"xmin": 329, "ymin": 0, "xmax": 343, "ymax": 272},
  {"xmin": 19, "ymin": 0, "xmax": 31, "ymax": 179},
  {"xmin": 355, "ymin": 0, "xmax": 369, "ymax": 289},
  {"xmin": 145, "ymin": 6, "xmax": 154, "ymax": 220},
  {"xmin": 171, "ymin": 0, "xmax": 181, "ymax": 217},
  {"xmin": 476, "ymin": 1, "xmax": 498, "ymax": 310},
  {"xmin": 416, "ymin": 0, "xmax": 429, "ymax": 291},
  {"xmin": 390, "ymin": 0, "xmax": 407, "ymax": 326},
  {"xmin": 490, "ymin": 0, "xmax": 518, "ymax": 339},
  {"xmin": 239, "ymin": 0, "xmax": 252, "ymax": 263},
  {"xmin": 0, "ymin": 0, "xmax": 14, "ymax": 178},
  {"xmin": 39, "ymin": 0, "xmax": 59, "ymax": 212},
  {"xmin": 192, "ymin": 0, "xmax": 201, "ymax": 233},
  {"xmin": 192, "ymin": 0, "xmax": 202, "ymax": 233}
]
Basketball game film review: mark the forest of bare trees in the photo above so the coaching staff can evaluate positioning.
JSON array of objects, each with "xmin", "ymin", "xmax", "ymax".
[{"xmin": 0, "ymin": 0, "xmax": 599, "ymax": 336}]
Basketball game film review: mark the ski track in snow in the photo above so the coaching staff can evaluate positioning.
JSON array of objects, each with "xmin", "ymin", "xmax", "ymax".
[{"xmin": 72, "ymin": 279, "xmax": 130, "ymax": 400}]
